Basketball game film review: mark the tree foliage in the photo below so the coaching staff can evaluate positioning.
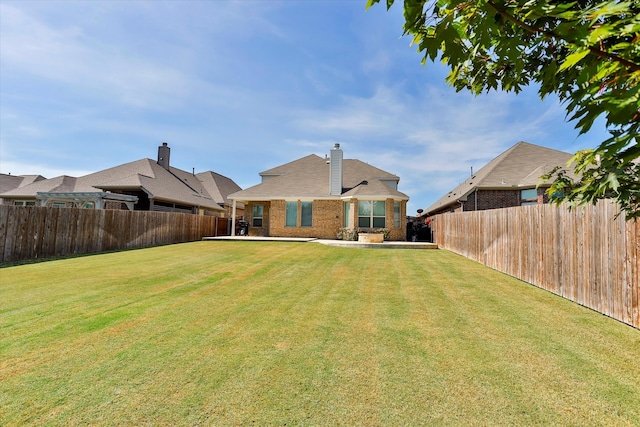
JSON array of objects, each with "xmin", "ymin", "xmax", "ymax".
[{"xmin": 368, "ymin": 0, "xmax": 639, "ymax": 219}]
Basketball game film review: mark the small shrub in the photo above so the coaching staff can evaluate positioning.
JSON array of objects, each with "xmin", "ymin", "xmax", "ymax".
[{"xmin": 337, "ymin": 228, "xmax": 358, "ymax": 241}]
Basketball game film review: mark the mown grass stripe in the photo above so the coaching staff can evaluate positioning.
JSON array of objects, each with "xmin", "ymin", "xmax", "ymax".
[{"xmin": 1, "ymin": 241, "xmax": 638, "ymax": 426}]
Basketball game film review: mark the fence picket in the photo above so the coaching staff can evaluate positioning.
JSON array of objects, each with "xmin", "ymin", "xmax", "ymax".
[
  {"xmin": 435, "ymin": 201, "xmax": 638, "ymax": 329},
  {"xmin": 0, "ymin": 206, "xmax": 218, "ymax": 263}
]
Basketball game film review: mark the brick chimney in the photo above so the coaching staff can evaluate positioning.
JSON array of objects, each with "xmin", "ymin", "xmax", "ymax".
[
  {"xmin": 157, "ymin": 142, "xmax": 170, "ymax": 170},
  {"xmin": 329, "ymin": 143, "xmax": 343, "ymax": 195}
]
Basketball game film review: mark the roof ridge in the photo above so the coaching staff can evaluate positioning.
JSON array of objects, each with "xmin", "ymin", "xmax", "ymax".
[
  {"xmin": 166, "ymin": 167, "xmax": 198, "ymax": 191},
  {"xmin": 424, "ymin": 141, "xmax": 573, "ymax": 214},
  {"xmin": 472, "ymin": 142, "xmax": 526, "ymax": 186},
  {"xmin": 259, "ymin": 154, "xmax": 323, "ymax": 175},
  {"xmin": 195, "ymin": 170, "xmax": 235, "ymax": 181}
]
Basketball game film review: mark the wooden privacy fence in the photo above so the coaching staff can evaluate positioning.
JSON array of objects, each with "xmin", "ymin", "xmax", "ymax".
[
  {"xmin": 433, "ymin": 201, "xmax": 639, "ymax": 329},
  {"xmin": 0, "ymin": 206, "xmax": 219, "ymax": 263}
]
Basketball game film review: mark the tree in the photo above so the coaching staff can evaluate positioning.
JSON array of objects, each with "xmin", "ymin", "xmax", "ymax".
[{"xmin": 368, "ymin": 0, "xmax": 639, "ymax": 219}]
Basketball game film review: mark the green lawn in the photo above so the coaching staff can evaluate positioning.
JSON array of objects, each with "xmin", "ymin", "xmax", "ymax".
[{"xmin": 1, "ymin": 241, "xmax": 639, "ymax": 426}]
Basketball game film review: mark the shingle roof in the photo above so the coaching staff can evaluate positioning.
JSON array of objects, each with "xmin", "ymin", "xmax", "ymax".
[
  {"xmin": 0, "ymin": 175, "xmax": 83, "ymax": 195},
  {"xmin": 0, "ymin": 174, "xmax": 46, "ymax": 193},
  {"xmin": 425, "ymin": 141, "xmax": 574, "ymax": 214},
  {"xmin": 229, "ymin": 154, "xmax": 409, "ymax": 201},
  {"xmin": 195, "ymin": 171, "xmax": 243, "ymax": 206},
  {"xmin": 0, "ymin": 158, "xmax": 242, "ymax": 211}
]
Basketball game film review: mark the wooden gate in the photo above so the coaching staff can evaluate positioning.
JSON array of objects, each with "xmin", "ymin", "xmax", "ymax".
[{"xmin": 216, "ymin": 217, "xmax": 229, "ymax": 236}]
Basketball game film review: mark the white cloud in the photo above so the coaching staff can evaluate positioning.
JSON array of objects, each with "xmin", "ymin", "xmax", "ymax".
[
  {"xmin": 286, "ymin": 82, "xmax": 581, "ymax": 211},
  {"xmin": 0, "ymin": 0, "xmax": 601, "ymax": 215},
  {"xmin": 293, "ymin": 85, "xmax": 407, "ymax": 134},
  {"xmin": 0, "ymin": 2, "xmax": 295, "ymax": 111},
  {"xmin": 0, "ymin": 160, "xmax": 95, "ymax": 179},
  {"xmin": 362, "ymin": 50, "xmax": 392, "ymax": 73},
  {"xmin": 0, "ymin": 4, "xmax": 195, "ymax": 109}
]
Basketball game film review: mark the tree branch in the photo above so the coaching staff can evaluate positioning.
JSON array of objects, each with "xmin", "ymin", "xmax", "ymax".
[{"xmin": 485, "ymin": 0, "xmax": 640, "ymax": 72}]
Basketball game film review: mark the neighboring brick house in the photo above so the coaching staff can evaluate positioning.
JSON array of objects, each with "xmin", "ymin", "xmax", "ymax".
[
  {"xmin": 423, "ymin": 141, "xmax": 575, "ymax": 216},
  {"xmin": 228, "ymin": 144, "xmax": 410, "ymax": 240},
  {"xmin": 0, "ymin": 143, "xmax": 244, "ymax": 217}
]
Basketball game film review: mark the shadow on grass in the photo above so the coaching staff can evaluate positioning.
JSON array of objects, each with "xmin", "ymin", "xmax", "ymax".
[{"xmin": 0, "ymin": 244, "xmax": 181, "ymax": 268}]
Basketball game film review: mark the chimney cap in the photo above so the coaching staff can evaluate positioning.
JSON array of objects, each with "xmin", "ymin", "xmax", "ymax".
[
  {"xmin": 162, "ymin": 142, "xmax": 168, "ymax": 147},
  {"xmin": 333, "ymin": 143, "xmax": 340, "ymax": 149}
]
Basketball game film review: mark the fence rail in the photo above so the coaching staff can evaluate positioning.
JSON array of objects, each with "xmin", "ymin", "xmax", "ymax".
[
  {"xmin": 433, "ymin": 201, "xmax": 639, "ymax": 329},
  {"xmin": 0, "ymin": 206, "xmax": 219, "ymax": 263}
]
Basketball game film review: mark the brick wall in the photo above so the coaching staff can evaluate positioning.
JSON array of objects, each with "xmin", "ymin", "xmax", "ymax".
[
  {"xmin": 246, "ymin": 201, "xmax": 271, "ymax": 237},
  {"xmin": 105, "ymin": 201, "xmax": 131, "ymax": 210},
  {"xmin": 460, "ymin": 189, "xmax": 520, "ymax": 211},
  {"xmin": 431, "ymin": 188, "xmax": 552, "ymax": 216},
  {"xmin": 348, "ymin": 198, "xmax": 406, "ymax": 241},
  {"xmin": 539, "ymin": 188, "xmax": 550, "ymax": 204},
  {"xmin": 221, "ymin": 203, "xmax": 244, "ymax": 219},
  {"xmin": 269, "ymin": 200, "xmax": 343, "ymax": 239},
  {"xmin": 246, "ymin": 199, "xmax": 407, "ymax": 240},
  {"xmin": 385, "ymin": 198, "xmax": 406, "ymax": 241}
]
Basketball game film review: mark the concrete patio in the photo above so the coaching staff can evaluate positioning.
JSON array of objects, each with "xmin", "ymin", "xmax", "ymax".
[{"xmin": 203, "ymin": 236, "xmax": 438, "ymax": 249}]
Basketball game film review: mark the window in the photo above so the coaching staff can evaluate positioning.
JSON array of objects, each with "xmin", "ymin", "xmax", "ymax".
[
  {"xmin": 252, "ymin": 204, "xmax": 264, "ymax": 227},
  {"xmin": 358, "ymin": 200, "xmax": 385, "ymax": 228},
  {"xmin": 550, "ymin": 189, "xmax": 564, "ymax": 200},
  {"xmin": 285, "ymin": 202, "xmax": 297, "ymax": 227},
  {"xmin": 521, "ymin": 188, "xmax": 538, "ymax": 206},
  {"xmin": 285, "ymin": 201, "xmax": 312, "ymax": 227},
  {"xmin": 394, "ymin": 201, "xmax": 401, "ymax": 228},
  {"xmin": 358, "ymin": 200, "xmax": 371, "ymax": 227},
  {"xmin": 153, "ymin": 200, "xmax": 193, "ymax": 213},
  {"xmin": 372, "ymin": 201, "xmax": 386, "ymax": 227},
  {"xmin": 14, "ymin": 201, "xmax": 36, "ymax": 206},
  {"xmin": 344, "ymin": 202, "xmax": 350, "ymax": 227},
  {"xmin": 53, "ymin": 202, "xmax": 67, "ymax": 208},
  {"xmin": 301, "ymin": 202, "xmax": 312, "ymax": 227}
]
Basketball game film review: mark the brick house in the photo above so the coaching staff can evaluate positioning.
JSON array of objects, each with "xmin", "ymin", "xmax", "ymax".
[
  {"xmin": 0, "ymin": 143, "xmax": 244, "ymax": 217},
  {"xmin": 228, "ymin": 144, "xmax": 409, "ymax": 240},
  {"xmin": 423, "ymin": 141, "xmax": 575, "ymax": 216}
]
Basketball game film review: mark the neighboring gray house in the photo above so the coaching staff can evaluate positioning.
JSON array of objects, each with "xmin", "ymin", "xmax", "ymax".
[
  {"xmin": 423, "ymin": 141, "xmax": 575, "ymax": 216},
  {"xmin": 0, "ymin": 143, "xmax": 244, "ymax": 217},
  {"xmin": 0, "ymin": 174, "xmax": 46, "ymax": 205},
  {"xmin": 228, "ymin": 143, "xmax": 410, "ymax": 240}
]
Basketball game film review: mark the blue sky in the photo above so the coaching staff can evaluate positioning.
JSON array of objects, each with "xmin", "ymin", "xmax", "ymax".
[{"xmin": 0, "ymin": 0, "xmax": 609, "ymax": 214}]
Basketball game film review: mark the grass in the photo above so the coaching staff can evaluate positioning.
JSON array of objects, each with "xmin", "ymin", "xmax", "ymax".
[{"xmin": 1, "ymin": 241, "xmax": 639, "ymax": 426}]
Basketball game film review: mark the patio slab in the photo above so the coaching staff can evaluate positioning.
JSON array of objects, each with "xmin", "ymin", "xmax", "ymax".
[{"xmin": 203, "ymin": 236, "xmax": 437, "ymax": 249}]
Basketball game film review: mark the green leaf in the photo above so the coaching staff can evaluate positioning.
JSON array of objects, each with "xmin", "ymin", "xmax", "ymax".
[
  {"xmin": 369, "ymin": 0, "xmax": 640, "ymax": 220},
  {"xmin": 558, "ymin": 49, "xmax": 590, "ymax": 71}
]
